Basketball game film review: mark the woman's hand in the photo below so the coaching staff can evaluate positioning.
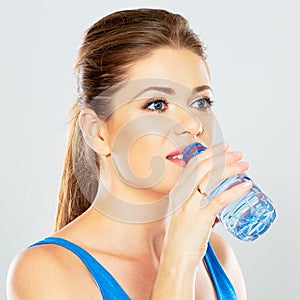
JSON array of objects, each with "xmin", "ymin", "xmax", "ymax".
[
  {"xmin": 163, "ymin": 141, "xmax": 252, "ymax": 267},
  {"xmin": 151, "ymin": 142, "xmax": 251, "ymax": 299}
]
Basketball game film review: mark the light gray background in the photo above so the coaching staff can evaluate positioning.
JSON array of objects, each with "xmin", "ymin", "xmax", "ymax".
[{"xmin": 1, "ymin": 1, "xmax": 299, "ymax": 299}]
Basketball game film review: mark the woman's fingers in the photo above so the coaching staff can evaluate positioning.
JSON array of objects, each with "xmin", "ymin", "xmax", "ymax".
[
  {"xmin": 196, "ymin": 158, "xmax": 249, "ymax": 197},
  {"xmin": 170, "ymin": 141, "xmax": 250, "ymax": 214},
  {"xmin": 195, "ymin": 151, "xmax": 245, "ymax": 183},
  {"xmin": 174, "ymin": 143, "xmax": 249, "ymax": 211},
  {"xmin": 181, "ymin": 158, "xmax": 250, "ymax": 212},
  {"xmin": 205, "ymin": 180, "xmax": 253, "ymax": 217},
  {"xmin": 193, "ymin": 141, "xmax": 230, "ymax": 161},
  {"xmin": 179, "ymin": 144, "xmax": 245, "ymax": 190},
  {"xmin": 183, "ymin": 142, "xmax": 241, "ymax": 181}
]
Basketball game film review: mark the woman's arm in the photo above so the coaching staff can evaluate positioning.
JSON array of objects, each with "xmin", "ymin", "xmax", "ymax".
[
  {"xmin": 151, "ymin": 256, "xmax": 197, "ymax": 299},
  {"xmin": 151, "ymin": 234, "xmax": 247, "ymax": 300},
  {"xmin": 150, "ymin": 183, "xmax": 251, "ymax": 299}
]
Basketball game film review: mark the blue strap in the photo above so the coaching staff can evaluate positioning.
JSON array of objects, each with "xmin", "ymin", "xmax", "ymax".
[
  {"xmin": 28, "ymin": 237, "xmax": 131, "ymax": 300},
  {"xmin": 204, "ymin": 242, "xmax": 238, "ymax": 300},
  {"xmin": 29, "ymin": 237, "xmax": 237, "ymax": 300}
]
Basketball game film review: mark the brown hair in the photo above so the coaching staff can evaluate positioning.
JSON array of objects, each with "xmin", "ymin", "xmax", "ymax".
[{"xmin": 54, "ymin": 8, "xmax": 207, "ymax": 231}]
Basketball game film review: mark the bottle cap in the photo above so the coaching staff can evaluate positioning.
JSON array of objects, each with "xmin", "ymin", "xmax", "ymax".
[{"xmin": 183, "ymin": 142, "xmax": 207, "ymax": 163}]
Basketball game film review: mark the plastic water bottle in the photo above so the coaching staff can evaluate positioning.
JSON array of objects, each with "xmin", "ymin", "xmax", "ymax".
[{"xmin": 182, "ymin": 142, "xmax": 277, "ymax": 241}]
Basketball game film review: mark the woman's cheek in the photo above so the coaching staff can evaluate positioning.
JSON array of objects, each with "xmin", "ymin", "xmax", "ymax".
[
  {"xmin": 127, "ymin": 135, "xmax": 165, "ymax": 178},
  {"xmin": 111, "ymin": 114, "xmax": 171, "ymax": 188}
]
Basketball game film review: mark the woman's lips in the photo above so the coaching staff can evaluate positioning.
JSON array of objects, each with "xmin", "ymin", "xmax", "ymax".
[
  {"xmin": 166, "ymin": 145, "xmax": 187, "ymax": 158},
  {"xmin": 166, "ymin": 157, "xmax": 187, "ymax": 167},
  {"xmin": 166, "ymin": 145, "xmax": 188, "ymax": 167}
]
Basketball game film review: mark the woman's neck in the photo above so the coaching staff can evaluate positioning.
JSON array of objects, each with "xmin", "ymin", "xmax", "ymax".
[
  {"xmin": 93, "ymin": 176, "xmax": 171, "ymax": 221},
  {"xmin": 67, "ymin": 172, "xmax": 173, "ymax": 264},
  {"xmin": 80, "ymin": 206, "xmax": 168, "ymax": 265}
]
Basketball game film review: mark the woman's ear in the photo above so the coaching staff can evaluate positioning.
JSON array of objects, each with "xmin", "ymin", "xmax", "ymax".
[{"xmin": 78, "ymin": 108, "xmax": 110, "ymax": 156}]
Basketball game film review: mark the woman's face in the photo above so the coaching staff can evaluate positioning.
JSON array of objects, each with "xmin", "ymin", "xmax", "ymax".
[{"xmin": 103, "ymin": 48, "xmax": 214, "ymax": 198}]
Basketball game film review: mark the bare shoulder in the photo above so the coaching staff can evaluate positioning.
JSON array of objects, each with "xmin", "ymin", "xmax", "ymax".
[
  {"xmin": 209, "ymin": 232, "xmax": 248, "ymax": 300},
  {"xmin": 7, "ymin": 243, "xmax": 103, "ymax": 300}
]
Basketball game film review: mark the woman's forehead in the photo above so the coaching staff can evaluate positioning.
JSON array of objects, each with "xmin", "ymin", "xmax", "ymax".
[{"xmin": 126, "ymin": 47, "xmax": 210, "ymax": 88}]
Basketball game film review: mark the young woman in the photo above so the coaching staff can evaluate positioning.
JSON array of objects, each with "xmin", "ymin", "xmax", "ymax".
[{"xmin": 7, "ymin": 8, "xmax": 250, "ymax": 299}]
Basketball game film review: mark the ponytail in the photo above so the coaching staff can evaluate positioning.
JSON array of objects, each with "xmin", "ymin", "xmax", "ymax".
[{"xmin": 54, "ymin": 104, "xmax": 100, "ymax": 231}]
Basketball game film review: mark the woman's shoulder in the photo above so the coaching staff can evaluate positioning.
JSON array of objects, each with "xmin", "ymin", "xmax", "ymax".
[
  {"xmin": 7, "ymin": 238, "xmax": 103, "ymax": 300},
  {"xmin": 7, "ymin": 241, "xmax": 73, "ymax": 299}
]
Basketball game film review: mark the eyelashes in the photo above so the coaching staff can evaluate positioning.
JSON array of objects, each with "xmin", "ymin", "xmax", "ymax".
[
  {"xmin": 141, "ymin": 97, "xmax": 169, "ymax": 113},
  {"xmin": 141, "ymin": 97, "xmax": 214, "ymax": 113},
  {"xmin": 190, "ymin": 97, "xmax": 214, "ymax": 110}
]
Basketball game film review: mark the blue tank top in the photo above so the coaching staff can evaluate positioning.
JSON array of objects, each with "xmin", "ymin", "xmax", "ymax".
[{"xmin": 28, "ymin": 237, "xmax": 237, "ymax": 300}]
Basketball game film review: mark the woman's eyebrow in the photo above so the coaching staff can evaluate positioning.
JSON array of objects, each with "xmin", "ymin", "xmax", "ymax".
[
  {"xmin": 193, "ymin": 85, "xmax": 213, "ymax": 94},
  {"xmin": 132, "ymin": 85, "xmax": 213, "ymax": 100},
  {"xmin": 132, "ymin": 86, "xmax": 175, "ymax": 99}
]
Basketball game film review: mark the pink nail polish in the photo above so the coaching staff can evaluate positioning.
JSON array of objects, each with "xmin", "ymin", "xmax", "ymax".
[
  {"xmin": 233, "ymin": 151, "xmax": 243, "ymax": 157},
  {"xmin": 242, "ymin": 181, "xmax": 252, "ymax": 188},
  {"xmin": 238, "ymin": 161, "xmax": 249, "ymax": 167},
  {"xmin": 217, "ymin": 141, "xmax": 228, "ymax": 149}
]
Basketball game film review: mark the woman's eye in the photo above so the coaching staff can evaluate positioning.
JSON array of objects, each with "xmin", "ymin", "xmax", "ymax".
[
  {"xmin": 190, "ymin": 97, "xmax": 214, "ymax": 110},
  {"xmin": 142, "ymin": 98, "xmax": 168, "ymax": 112}
]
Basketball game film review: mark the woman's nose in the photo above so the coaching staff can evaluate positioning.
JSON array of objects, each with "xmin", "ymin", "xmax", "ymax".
[{"xmin": 173, "ymin": 108, "xmax": 203, "ymax": 138}]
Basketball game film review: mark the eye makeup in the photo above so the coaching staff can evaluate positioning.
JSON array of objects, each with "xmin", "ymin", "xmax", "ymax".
[
  {"xmin": 140, "ymin": 97, "xmax": 169, "ymax": 113},
  {"xmin": 190, "ymin": 97, "xmax": 214, "ymax": 111},
  {"xmin": 140, "ymin": 96, "xmax": 214, "ymax": 114},
  {"xmin": 136, "ymin": 84, "xmax": 214, "ymax": 114}
]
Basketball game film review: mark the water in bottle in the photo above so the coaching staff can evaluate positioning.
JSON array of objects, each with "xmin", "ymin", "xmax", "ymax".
[{"xmin": 182, "ymin": 142, "xmax": 277, "ymax": 241}]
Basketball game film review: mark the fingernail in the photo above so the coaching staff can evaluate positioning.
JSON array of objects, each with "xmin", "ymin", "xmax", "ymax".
[
  {"xmin": 217, "ymin": 141, "xmax": 228, "ymax": 149},
  {"xmin": 242, "ymin": 180, "xmax": 252, "ymax": 188},
  {"xmin": 238, "ymin": 161, "xmax": 249, "ymax": 167},
  {"xmin": 233, "ymin": 151, "xmax": 243, "ymax": 157}
]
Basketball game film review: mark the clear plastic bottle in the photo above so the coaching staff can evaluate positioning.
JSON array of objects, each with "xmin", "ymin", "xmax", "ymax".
[{"xmin": 182, "ymin": 142, "xmax": 277, "ymax": 241}]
